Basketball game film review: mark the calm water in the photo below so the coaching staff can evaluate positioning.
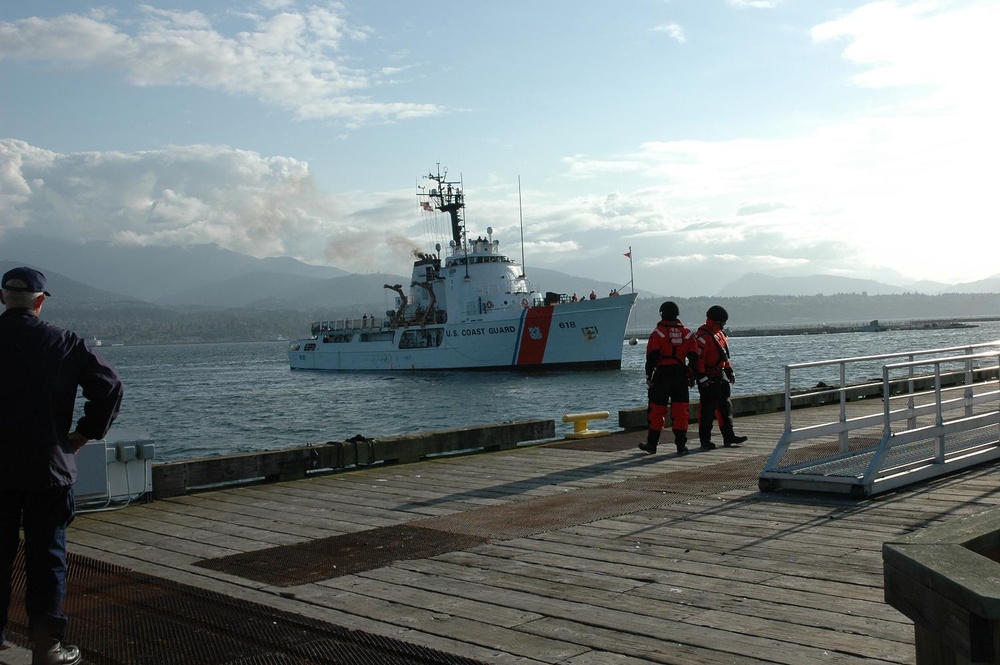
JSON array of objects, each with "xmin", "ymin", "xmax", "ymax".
[{"xmin": 94, "ymin": 321, "xmax": 1000, "ymax": 462}]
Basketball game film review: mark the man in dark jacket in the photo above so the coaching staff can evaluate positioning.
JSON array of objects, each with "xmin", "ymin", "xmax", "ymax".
[{"xmin": 0, "ymin": 267, "xmax": 123, "ymax": 665}]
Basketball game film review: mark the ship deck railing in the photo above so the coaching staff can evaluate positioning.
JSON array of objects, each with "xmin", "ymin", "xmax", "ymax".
[
  {"xmin": 313, "ymin": 316, "xmax": 393, "ymax": 334},
  {"xmin": 758, "ymin": 341, "xmax": 1000, "ymax": 497}
]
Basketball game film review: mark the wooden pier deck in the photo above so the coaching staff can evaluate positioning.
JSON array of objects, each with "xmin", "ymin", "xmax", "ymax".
[{"xmin": 6, "ymin": 402, "xmax": 1000, "ymax": 664}]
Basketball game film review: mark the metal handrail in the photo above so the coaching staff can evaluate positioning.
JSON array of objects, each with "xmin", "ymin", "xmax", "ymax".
[{"xmin": 761, "ymin": 341, "xmax": 1000, "ymax": 496}]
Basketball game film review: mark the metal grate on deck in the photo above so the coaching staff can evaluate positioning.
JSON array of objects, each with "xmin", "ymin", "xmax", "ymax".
[
  {"xmin": 4, "ymin": 542, "xmax": 491, "ymax": 665},
  {"xmin": 196, "ymin": 525, "xmax": 488, "ymax": 586},
  {"xmin": 774, "ymin": 427, "xmax": 1000, "ymax": 480}
]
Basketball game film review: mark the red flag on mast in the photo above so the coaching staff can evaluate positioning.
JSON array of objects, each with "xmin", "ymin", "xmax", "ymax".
[{"xmin": 623, "ymin": 251, "xmax": 631, "ymax": 258}]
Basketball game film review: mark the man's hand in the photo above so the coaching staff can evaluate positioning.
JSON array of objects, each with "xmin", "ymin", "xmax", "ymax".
[
  {"xmin": 67, "ymin": 431, "xmax": 90, "ymax": 452},
  {"xmin": 724, "ymin": 367, "xmax": 736, "ymax": 384},
  {"xmin": 645, "ymin": 376, "xmax": 653, "ymax": 390}
]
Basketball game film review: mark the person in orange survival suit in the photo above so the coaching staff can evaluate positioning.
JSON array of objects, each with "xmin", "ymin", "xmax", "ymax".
[
  {"xmin": 640, "ymin": 301, "xmax": 698, "ymax": 456},
  {"xmin": 694, "ymin": 305, "xmax": 748, "ymax": 449}
]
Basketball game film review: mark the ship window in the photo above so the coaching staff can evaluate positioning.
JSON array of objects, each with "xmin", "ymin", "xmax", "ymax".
[
  {"xmin": 304, "ymin": 343, "xmax": 316, "ymax": 351},
  {"xmin": 398, "ymin": 329, "xmax": 443, "ymax": 349},
  {"xmin": 360, "ymin": 332, "xmax": 394, "ymax": 343}
]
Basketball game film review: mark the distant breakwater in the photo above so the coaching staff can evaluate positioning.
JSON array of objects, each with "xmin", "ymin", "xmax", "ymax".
[
  {"xmin": 627, "ymin": 317, "xmax": 996, "ymax": 340},
  {"xmin": 727, "ymin": 318, "xmax": 979, "ymax": 338}
]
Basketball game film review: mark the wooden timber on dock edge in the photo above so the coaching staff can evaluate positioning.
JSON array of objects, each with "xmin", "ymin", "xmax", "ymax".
[{"xmin": 151, "ymin": 419, "xmax": 554, "ymax": 499}]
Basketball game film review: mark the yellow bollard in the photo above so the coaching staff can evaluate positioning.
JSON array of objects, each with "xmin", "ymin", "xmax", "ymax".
[{"xmin": 561, "ymin": 411, "xmax": 611, "ymax": 439}]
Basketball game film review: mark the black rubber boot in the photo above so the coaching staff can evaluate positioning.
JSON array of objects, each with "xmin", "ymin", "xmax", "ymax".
[
  {"xmin": 639, "ymin": 429, "xmax": 661, "ymax": 454},
  {"xmin": 722, "ymin": 425, "xmax": 748, "ymax": 447},
  {"xmin": 698, "ymin": 420, "xmax": 714, "ymax": 450},
  {"xmin": 673, "ymin": 429, "xmax": 688, "ymax": 456},
  {"xmin": 31, "ymin": 641, "xmax": 81, "ymax": 665}
]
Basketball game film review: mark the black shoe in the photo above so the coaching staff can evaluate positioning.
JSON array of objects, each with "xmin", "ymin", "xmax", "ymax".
[
  {"xmin": 700, "ymin": 441, "xmax": 716, "ymax": 450},
  {"xmin": 638, "ymin": 442, "xmax": 657, "ymax": 454},
  {"xmin": 31, "ymin": 642, "xmax": 81, "ymax": 665},
  {"xmin": 676, "ymin": 444, "xmax": 688, "ymax": 456},
  {"xmin": 724, "ymin": 435, "xmax": 748, "ymax": 447}
]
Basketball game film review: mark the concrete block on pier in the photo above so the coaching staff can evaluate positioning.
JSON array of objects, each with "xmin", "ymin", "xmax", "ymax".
[
  {"xmin": 884, "ymin": 509, "xmax": 1000, "ymax": 663},
  {"xmin": 618, "ymin": 391, "xmax": 787, "ymax": 430}
]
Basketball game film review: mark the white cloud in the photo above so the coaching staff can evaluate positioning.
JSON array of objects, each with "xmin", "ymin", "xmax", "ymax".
[
  {"xmin": 2, "ymin": 1, "xmax": 998, "ymax": 296},
  {"xmin": 812, "ymin": 0, "xmax": 999, "ymax": 104},
  {"xmin": 554, "ymin": 1, "xmax": 1000, "ymax": 287},
  {"xmin": 652, "ymin": 22, "xmax": 686, "ymax": 43},
  {"xmin": 0, "ymin": 139, "xmax": 418, "ymax": 272},
  {"xmin": 727, "ymin": 0, "xmax": 780, "ymax": 8},
  {"xmin": 0, "ymin": 5, "xmax": 444, "ymax": 125}
]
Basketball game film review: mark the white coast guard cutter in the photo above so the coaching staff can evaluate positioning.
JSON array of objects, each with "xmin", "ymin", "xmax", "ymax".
[{"xmin": 288, "ymin": 168, "xmax": 636, "ymax": 371}]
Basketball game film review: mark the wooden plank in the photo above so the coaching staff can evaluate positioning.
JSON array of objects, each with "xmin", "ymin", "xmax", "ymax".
[
  {"xmin": 274, "ymin": 585, "xmax": 591, "ymax": 663},
  {"xmin": 51, "ymin": 407, "xmax": 957, "ymax": 664},
  {"xmin": 378, "ymin": 558, "xmax": 910, "ymax": 643}
]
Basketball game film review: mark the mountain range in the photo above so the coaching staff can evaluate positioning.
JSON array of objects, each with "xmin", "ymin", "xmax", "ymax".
[
  {"xmin": 3, "ymin": 233, "xmax": 999, "ymax": 344},
  {"xmin": 5, "ymin": 233, "xmax": 1000, "ymax": 309}
]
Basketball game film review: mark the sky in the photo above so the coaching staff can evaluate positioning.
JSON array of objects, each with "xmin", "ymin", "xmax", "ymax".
[{"xmin": 1, "ymin": 0, "xmax": 998, "ymax": 297}]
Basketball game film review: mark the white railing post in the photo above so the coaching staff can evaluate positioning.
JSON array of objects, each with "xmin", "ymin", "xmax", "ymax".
[
  {"xmin": 784, "ymin": 365, "xmax": 792, "ymax": 433},
  {"xmin": 934, "ymin": 362, "xmax": 945, "ymax": 463},
  {"xmin": 839, "ymin": 361, "xmax": 849, "ymax": 451},
  {"xmin": 907, "ymin": 353, "xmax": 917, "ymax": 431}
]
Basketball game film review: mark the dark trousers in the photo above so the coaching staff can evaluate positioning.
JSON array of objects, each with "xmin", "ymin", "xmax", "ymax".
[
  {"xmin": 647, "ymin": 364, "xmax": 690, "ymax": 433},
  {"xmin": 698, "ymin": 378, "xmax": 736, "ymax": 443},
  {"xmin": 0, "ymin": 486, "xmax": 75, "ymax": 644}
]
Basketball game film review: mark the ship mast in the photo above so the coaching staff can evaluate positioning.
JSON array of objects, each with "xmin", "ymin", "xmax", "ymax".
[{"xmin": 422, "ymin": 166, "xmax": 465, "ymax": 248}]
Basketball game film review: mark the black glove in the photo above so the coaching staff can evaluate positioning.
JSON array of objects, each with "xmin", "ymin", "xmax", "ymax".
[
  {"xmin": 724, "ymin": 367, "xmax": 735, "ymax": 384},
  {"xmin": 686, "ymin": 367, "xmax": 696, "ymax": 388}
]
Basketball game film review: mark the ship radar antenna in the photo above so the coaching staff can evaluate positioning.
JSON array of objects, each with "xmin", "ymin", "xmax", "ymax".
[{"xmin": 518, "ymin": 175, "xmax": 526, "ymax": 278}]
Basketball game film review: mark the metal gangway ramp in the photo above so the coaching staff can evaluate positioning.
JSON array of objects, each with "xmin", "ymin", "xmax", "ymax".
[{"xmin": 758, "ymin": 341, "xmax": 1000, "ymax": 497}]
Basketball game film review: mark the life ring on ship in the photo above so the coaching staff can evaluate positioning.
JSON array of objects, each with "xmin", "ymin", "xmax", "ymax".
[
  {"xmin": 486, "ymin": 300, "xmax": 494, "ymax": 309},
  {"xmin": 521, "ymin": 298, "xmax": 529, "ymax": 308}
]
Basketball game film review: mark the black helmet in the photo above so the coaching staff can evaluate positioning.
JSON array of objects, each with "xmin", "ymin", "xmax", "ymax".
[
  {"xmin": 659, "ymin": 301, "xmax": 679, "ymax": 320},
  {"xmin": 706, "ymin": 305, "xmax": 728, "ymax": 324}
]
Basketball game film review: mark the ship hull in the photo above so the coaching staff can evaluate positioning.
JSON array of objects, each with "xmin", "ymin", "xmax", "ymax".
[{"xmin": 289, "ymin": 293, "xmax": 636, "ymax": 371}]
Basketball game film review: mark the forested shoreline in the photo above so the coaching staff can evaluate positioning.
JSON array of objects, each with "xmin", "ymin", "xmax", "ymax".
[{"xmin": 41, "ymin": 292, "xmax": 1000, "ymax": 345}]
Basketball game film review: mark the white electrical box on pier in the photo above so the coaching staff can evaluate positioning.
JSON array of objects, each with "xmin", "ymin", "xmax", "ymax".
[{"xmin": 75, "ymin": 426, "xmax": 154, "ymax": 510}]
